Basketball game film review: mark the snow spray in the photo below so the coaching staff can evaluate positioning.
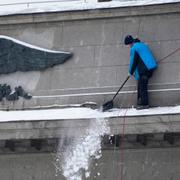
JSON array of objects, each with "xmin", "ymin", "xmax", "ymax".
[{"xmin": 54, "ymin": 115, "xmax": 110, "ymax": 180}]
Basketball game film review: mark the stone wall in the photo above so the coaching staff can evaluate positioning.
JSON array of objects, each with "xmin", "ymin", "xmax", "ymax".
[
  {"xmin": 1, "ymin": 148, "xmax": 180, "ymax": 180},
  {"xmin": 0, "ymin": 3, "xmax": 180, "ymax": 179},
  {"xmin": 0, "ymin": 3, "xmax": 179, "ymax": 109}
]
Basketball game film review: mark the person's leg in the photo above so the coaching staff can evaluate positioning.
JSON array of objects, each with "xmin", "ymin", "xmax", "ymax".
[
  {"xmin": 137, "ymin": 80, "xmax": 141, "ymax": 105},
  {"xmin": 137, "ymin": 75, "xmax": 149, "ymax": 109},
  {"xmin": 141, "ymin": 75, "xmax": 148, "ymax": 105}
]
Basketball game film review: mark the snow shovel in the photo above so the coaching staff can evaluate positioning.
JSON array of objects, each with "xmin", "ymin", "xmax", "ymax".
[{"xmin": 102, "ymin": 75, "xmax": 130, "ymax": 111}]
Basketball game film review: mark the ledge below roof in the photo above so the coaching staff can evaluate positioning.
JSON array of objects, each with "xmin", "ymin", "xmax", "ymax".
[
  {"xmin": 0, "ymin": 105, "xmax": 180, "ymax": 140},
  {"xmin": 0, "ymin": 2, "xmax": 179, "ymax": 25}
]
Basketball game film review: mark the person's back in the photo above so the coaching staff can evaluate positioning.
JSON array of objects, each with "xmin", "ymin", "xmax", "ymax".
[{"xmin": 131, "ymin": 42, "xmax": 157, "ymax": 72}]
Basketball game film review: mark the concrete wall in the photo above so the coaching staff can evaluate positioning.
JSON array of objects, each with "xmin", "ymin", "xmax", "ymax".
[
  {"xmin": 0, "ymin": 4, "xmax": 179, "ymax": 180},
  {"xmin": 1, "ymin": 113, "xmax": 180, "ymax": 140},
  {"xmin": 0, "ymin": 3, "xmax": 179, "ymax": 109},
  {"xmin": 1, "ymin": 147, "xmax": 180, "ymax": 180}
]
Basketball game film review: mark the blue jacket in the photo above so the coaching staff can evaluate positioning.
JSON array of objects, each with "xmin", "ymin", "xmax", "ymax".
[{"xmin": 129, "ymin": 42, "xmax": 157, "ymax": 80}]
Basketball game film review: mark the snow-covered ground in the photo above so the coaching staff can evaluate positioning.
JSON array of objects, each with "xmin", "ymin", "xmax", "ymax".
[
  {"xmin": 0, "ymin": 105, "xmax": 180, "ymax": 122},
  {"xmin": 0, "ymin": 0, "xmax": 179, "ymax": 16}
]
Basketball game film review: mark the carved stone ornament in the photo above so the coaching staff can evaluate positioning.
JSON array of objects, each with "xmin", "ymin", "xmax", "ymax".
[{"xmin": 0, "ymin": 35, "xmax": 73, "ymax": 101}]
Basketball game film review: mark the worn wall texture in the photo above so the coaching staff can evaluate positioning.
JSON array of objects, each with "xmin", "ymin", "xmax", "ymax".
[
  {"xmin": 0, "ymin": 3, "xmax": 179, "ymax": 180},
  {"xmin": 0, "ymin": 3, "xmax": 179, "ymax": 109},
  {"xmin": 0, "ymin": 148, "xmax": 180, "ymax": 180}
]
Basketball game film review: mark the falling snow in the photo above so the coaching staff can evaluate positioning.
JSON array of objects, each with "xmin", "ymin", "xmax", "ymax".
[{"xmin": 55, "ymin": 116, "xmax": 110, "ymax": 180}]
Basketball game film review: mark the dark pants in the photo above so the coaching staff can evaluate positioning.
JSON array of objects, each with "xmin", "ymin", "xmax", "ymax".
[{"xmin": 137, "ymin": 75, "xmax": 149, "ymax": 106}]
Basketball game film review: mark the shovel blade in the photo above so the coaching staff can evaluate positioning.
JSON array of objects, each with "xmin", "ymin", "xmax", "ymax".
[{"xmin": 102, "ymin": 100, "xmax": 113, "ymax": 111}]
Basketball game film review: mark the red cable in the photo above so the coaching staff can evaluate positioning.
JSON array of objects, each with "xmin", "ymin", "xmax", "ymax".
[
  {"xmin": 118, "ymin": 47, "xmax": 180, "ymax": 180},
  {"xmin": 158, "ymin": 47, "xmax": 180, "ymax": 63},
  {"xmin": 119, "ymin": 108, "xmax": 128, "ymax": 180}
]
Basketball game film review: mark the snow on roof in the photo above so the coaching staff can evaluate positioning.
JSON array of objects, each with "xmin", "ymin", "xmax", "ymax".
[
  {"xmin": 0, "ymin": 105, "xmax": 180, "ymax": 122},
  {"xmin": 0, "ymin": 35, "xmax": 70, "ymax": 54},
  {"xmin": 0, "ymin": 0, "xmax": 179, "ymax": 16}
]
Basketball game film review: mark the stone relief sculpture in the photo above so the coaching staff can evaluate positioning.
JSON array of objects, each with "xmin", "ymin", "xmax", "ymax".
[{"xmin": 0, "ymin": 35, "xmax": 72, "ymax": 101}]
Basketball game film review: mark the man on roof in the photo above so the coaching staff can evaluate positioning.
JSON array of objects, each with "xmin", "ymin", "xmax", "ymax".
[{"xmin": 124, "ymin": 35, "xmax": 157, "ymax": 110}]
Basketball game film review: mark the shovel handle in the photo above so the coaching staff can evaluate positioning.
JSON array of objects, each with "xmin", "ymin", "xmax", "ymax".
[{"xmin": 112, "ymin": 75, "xmax": 130, "ymax": 101}]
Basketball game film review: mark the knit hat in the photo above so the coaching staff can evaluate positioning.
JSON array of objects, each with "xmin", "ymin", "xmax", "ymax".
[{"xmin": 124, "ymin": 35, "xmax": 134, "ymax": 45}]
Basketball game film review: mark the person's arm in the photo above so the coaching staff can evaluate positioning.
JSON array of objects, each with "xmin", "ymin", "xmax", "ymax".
[{"xmin": 129, "ymin": 51, "xmax": 139, "ymax": 75}]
